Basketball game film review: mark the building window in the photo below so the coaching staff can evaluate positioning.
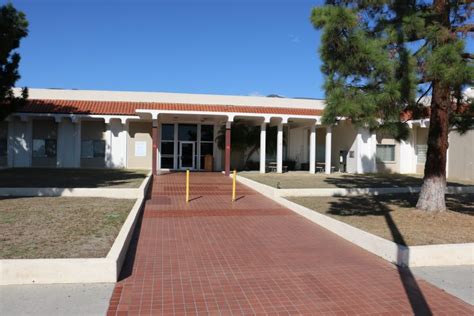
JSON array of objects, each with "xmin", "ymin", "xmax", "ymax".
[
  {"xmin": 376, "ymin": 144, "xmax": 395, "ymax": 162},
  {"xmin": 0, "ymin": 139, "xmax": 6, "ymax": 157},
  {"xmin": 416, "ymin": 144, "xmax": 427, "ymax": 164},
  {"xmin": 81, "ymin": 140, "xmax": 105, "ymax": 158},
  {"xmin": 178, "ymin": 124, "xmax": 197, "ymax": 141},
  {"xmin": 161, "ymin": 124, "xmax": 175, "ymax": 169},
  {"xmin": 33, "ymin": 139, "xmax": 57, "ymax": 158},
  {"xmin": 200, "ymin": 125, "xmax": 214, "ymax": 169}
]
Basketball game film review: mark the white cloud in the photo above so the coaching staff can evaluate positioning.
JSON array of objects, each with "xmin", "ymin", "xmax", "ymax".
[{"xmin": 290, "ymin": 34, "xmax": 300, "ymax": 43}]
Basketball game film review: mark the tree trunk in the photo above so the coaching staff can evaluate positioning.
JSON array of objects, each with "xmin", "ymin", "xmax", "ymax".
[{"xmin": 416, "ymin": 81, "xmax": 450, "ymax": 212}]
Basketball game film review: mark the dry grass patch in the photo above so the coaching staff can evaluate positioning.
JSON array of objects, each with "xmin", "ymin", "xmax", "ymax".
[
  {"xmin": 0, "ymin": 168, "xmax": 148, "ymax": 188},
  {"xmin": 0, "ymin": 197, "xmax": 136, "ymax": 259},
  {"xmin": 240, "ymin": 171, "xmax": 473, "ymax": 189},
  {"xmin": 287, "ymin": 193, "xmax": 474, "ymax": 246}
]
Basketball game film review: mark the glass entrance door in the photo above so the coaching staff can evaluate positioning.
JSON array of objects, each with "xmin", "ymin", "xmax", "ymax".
[{"xmin": 179, "ymin": 141, "xmax": 195, "ymax": 169}]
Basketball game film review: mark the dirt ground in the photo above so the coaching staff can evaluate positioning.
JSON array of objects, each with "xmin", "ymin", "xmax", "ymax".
[
  {"xmin": 0, "ymin": 197, "xmax": 136, "ymax": 259},
  {"xmin": 0, "ymin": 168, "xmax": 149, "ymax": 188},
  {"xmin": 287, "ymin": 193, "xmax": 474, "ymax": 246}
]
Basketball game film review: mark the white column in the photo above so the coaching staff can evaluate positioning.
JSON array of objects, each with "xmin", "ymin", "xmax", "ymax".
[
  {"xmin": 57, "ymin": 117, "xmax": 77, "ymax": 168},
  {"xmin": 9, "ymin": 117, "xmax": 32, "ymax": 167},
  {"xmin": 260, "ymin": 122, "xmax": 266, "ymax": 173},
  {"xmin": 7, "ymin": 118, "xmax": 14, "ymax": 167},
  {"xmin": 196, "ymin": 124, "xmax": 201, "ymax": 170},
  {"xmin": 277, "ymin": 122, "xmax": 283, "ymax": 173},
  {"xmin": 124, "ymin": 120, "xmax": 129, "ymax": 168},
  {"xmin": 156, "ymin": 120, "xmax": 161, "ymax": 171},
  {"xmin": 309, "ymin": 124, "xmax": 316, "ymax": 174},
  {"xmin": 104, "ymin": 119, "xmax": 127, "ymax": 168},
  {"xmin": 73, "ymin": 119, "xmax": 81, "ymax": 168},
  {"xmin": 104, "ymin": 119, "xmax": 112, "ymax": 168},
  {"xmin": 213, "ymin": 122, "xmax": 222, "ymax": 171},
  {"xmin": 370, "ymin": 132, "xmax": 377, "ymax": 173},
  {"xmin": 325, "ymin": 126, "xmax": 332, "ymax": 174},
  {"xmin": 173, "ymin": 123, "xmax": 178, "ymax": 170}
]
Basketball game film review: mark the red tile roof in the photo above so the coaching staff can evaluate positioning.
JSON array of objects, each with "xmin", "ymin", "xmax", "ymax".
[{"xmin": 17, "ymin": 99, "xmax": 324, "ymax": 117}]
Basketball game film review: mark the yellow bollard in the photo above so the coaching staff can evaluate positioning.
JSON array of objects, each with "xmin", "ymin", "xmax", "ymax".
[
  {"xmin": 232, "ymin": 170, "xmax": 236, "ymax": 202},
  {"xmin": 186, "ymin": 169, "xmax": 190, "ymax": 203}
]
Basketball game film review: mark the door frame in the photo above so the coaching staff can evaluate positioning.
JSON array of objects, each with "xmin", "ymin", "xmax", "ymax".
[{"xmin": 179, "ymin": 141, "xmax": 195, "ymax": 170}]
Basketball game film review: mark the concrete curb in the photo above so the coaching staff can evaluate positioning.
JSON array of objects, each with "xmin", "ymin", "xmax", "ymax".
[
  {"xmin": 236, "ymin": 175, "xmax": 474, "ymax": 267},
  {"xmin": 0, "ymin": 172, "xmax": 152, "ymax": 285},
  {"xmin": 237, "ymin": 176, "xmax": 474, "ymax": 197},
  {"xmin": 0, "ymin": 175, "xmax": 151, "ymax": 199}
]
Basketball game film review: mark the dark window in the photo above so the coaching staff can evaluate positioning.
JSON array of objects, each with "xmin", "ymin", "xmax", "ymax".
[
  {"xmin": 178, "ymin": 124, "xmax": 197, "ymax": 141},
  {"xmin": 161, "ymin": 124, "xmax": 174, "ymax": 141},
  {"xmin": 200, "ymin": 142, "xmax": 213, "ymax": 156},
  {"xmin": 0, "ymin": 139, "xmax": 6, "ymax": 157},
  {"xmin": 33, "ymin": 139, "xmax": 57, "ymax": 158},
  {"xmin": 81, "ymin": 140, "xmax": 105, "ymax": 158},
  {"xmin": 200, "ymin": 125, "xmax": 214, "ymax": 141},
  {"xmin": 161, "ymin": 142, "xmax": 174, "ymax": 155},
  {"xmin": 93, "ymin": 140, "xmax": 105, "ymax": 158},
  {"xmin": 45, "ymin": 140, "xmax": 57, "ymax": 157},
  {"xmin": 376, "ymin": 144, "xmax": 395, "ymax": 162},
  {"xmin": 160, "ymin": 157, "xmax": 174, "ymax": 168}
]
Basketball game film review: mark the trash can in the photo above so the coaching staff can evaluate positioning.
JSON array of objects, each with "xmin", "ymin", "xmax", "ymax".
[{"xmin": 204, "ymin": 154, "xmax": 213, "ymax": 172}]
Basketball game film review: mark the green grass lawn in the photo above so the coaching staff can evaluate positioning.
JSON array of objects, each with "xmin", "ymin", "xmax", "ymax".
[
  {"xmin": 287, "ymin": 193, "xmax": 474, "ymax": 246},
  {"xmin": 240, "ymin": 171, "xmax": 473, "ymax": 189},
  {"xmin": 0, "ymin": 168, "xmax": 149, "ymax": 188},
  {"xmin": 0, "ymin": 197, "xmax": 136, "ymax": 259}
]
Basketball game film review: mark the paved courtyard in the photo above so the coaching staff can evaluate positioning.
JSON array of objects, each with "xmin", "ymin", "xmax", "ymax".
[{"xmin": 107, "ymin": 172, "xmax": 473, "ymax": 315}]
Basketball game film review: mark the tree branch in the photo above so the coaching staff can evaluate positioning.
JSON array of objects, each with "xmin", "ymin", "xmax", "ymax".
[
  {"xmin": 416, "ymin": 83, "xmax": 433, "ymax": 105},
  {"xmin": 454, "ymin": 24, "xmax": 474, "ymax": 34},
  {"xmin": 461, "ymin": 53, "xmax": 474, "ymax": 59}
]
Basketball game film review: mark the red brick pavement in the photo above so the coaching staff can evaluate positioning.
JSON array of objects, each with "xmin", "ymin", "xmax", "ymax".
[{"xmin": 107, "ymin": 172, "xmax": 473, "ymax": 315}]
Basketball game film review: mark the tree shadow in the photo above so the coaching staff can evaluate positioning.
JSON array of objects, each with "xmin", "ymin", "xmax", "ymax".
[
  {"xmin": 323, "ymin": 173, "xmax": 423, "ymax": 188},
  {"xmin": 0, "ymin": 168, "xmax": 148, "ymax": 188},
  {"xmin": 327, "ymin": 195, "xmax": 432, "ymax": 315}
]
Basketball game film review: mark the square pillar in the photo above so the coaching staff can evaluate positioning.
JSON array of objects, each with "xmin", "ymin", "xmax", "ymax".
[
  {"xmin": 309, "ymin": 124, "xmax": 316, "ymax": 174},
  {"xmin": 104, "ymin": 120, "xmax": 112, "ymax": 168},
  {"xmin": 325, "ymin": 126, "xmax": 332, "ymax": 174},
  {"xmin": 260, "ymin": 122, "xmax": 266, "ymax": 173},
  {"xmin": 73, "ymin": 119, "xmax": 81, "ymax": 168},
  {"xmin": 196, "ymin": 124, "xmax": 201, "ymax": 170},
  {"xmin": 152, "ymin": 119, "xmax": 158, "ymax": 175},
  {"xmin": 277, "ymin": 122, "xmax": 283, "ymax": 173},
  {"xmin": 224, "ymin": 121, "xmax": 231, "ymax": 176},
  {"xmin": 57, "ymin": 117, "xmax": 77, "ymax": 168},
  {"xmin": 173, "ymin": 123, "xmax": 178, "ymax": 170}
]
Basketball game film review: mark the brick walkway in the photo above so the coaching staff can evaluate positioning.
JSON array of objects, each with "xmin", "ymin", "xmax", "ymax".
[{"xmin": 107, "ymin": 172, "xmax": 472, "ymax": 315}]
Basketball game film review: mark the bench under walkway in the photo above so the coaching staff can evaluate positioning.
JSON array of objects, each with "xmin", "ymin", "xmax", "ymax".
[{"xmin": 107, "ymin": 172, "xmax": 472, "ymax": 315}]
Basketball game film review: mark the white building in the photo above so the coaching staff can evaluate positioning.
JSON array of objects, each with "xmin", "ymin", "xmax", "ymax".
[{"xmin": 1, "ymin": 88, "xmax": 472, "ymax": 181}]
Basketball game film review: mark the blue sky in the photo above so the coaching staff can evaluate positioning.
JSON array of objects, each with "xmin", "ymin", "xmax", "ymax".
[
  {"xmin": 10, "ymin": 0, "xmax": 326, "ymax": 98},
  {"xmin": 9, "ymin": 0, "xmax": 473, "ymax": 99}
]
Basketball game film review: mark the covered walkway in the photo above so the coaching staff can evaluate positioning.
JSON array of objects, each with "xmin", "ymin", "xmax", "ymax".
[{"xmin": 107, "ymin": 172, "xmax": 472, "ymax": 315}]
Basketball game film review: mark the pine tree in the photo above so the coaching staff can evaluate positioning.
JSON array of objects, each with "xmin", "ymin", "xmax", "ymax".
[
  {"xmin": 312, "ymin": 0, "xmax": 473, "ymax": 212},
  {"xmin": 0, "ymin": 3, "xmax": 29, "ymax": 121}
]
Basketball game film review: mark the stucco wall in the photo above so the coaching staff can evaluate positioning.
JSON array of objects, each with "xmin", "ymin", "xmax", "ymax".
[
  {"xmin": 287, "ymin": 126, "xmax": 307, "ymax": 169},
  {"xmin": 448, "ymin": 129, "xmax": 474, "ymax": 181},
  {"xmin": 375, "ymin": 135, "xmax": 400, "ymax": 173},
  {"xmin": 332, "ymin": 122, "xmax": 357, "ymax": 172},
  {"xmin": 32, "ymin": 119, "xmax": 57, "ymax": 168},
  {"xmin": 81, "ymin": 120, "xmax": 106, "ymax": 168},
  {"xmin": 127, "ymin": 121, "xmax": 152, "ymax": 169},
  {"xmin": 415, "ymin": 128, "xmax": 428, "ymax": 174}
]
